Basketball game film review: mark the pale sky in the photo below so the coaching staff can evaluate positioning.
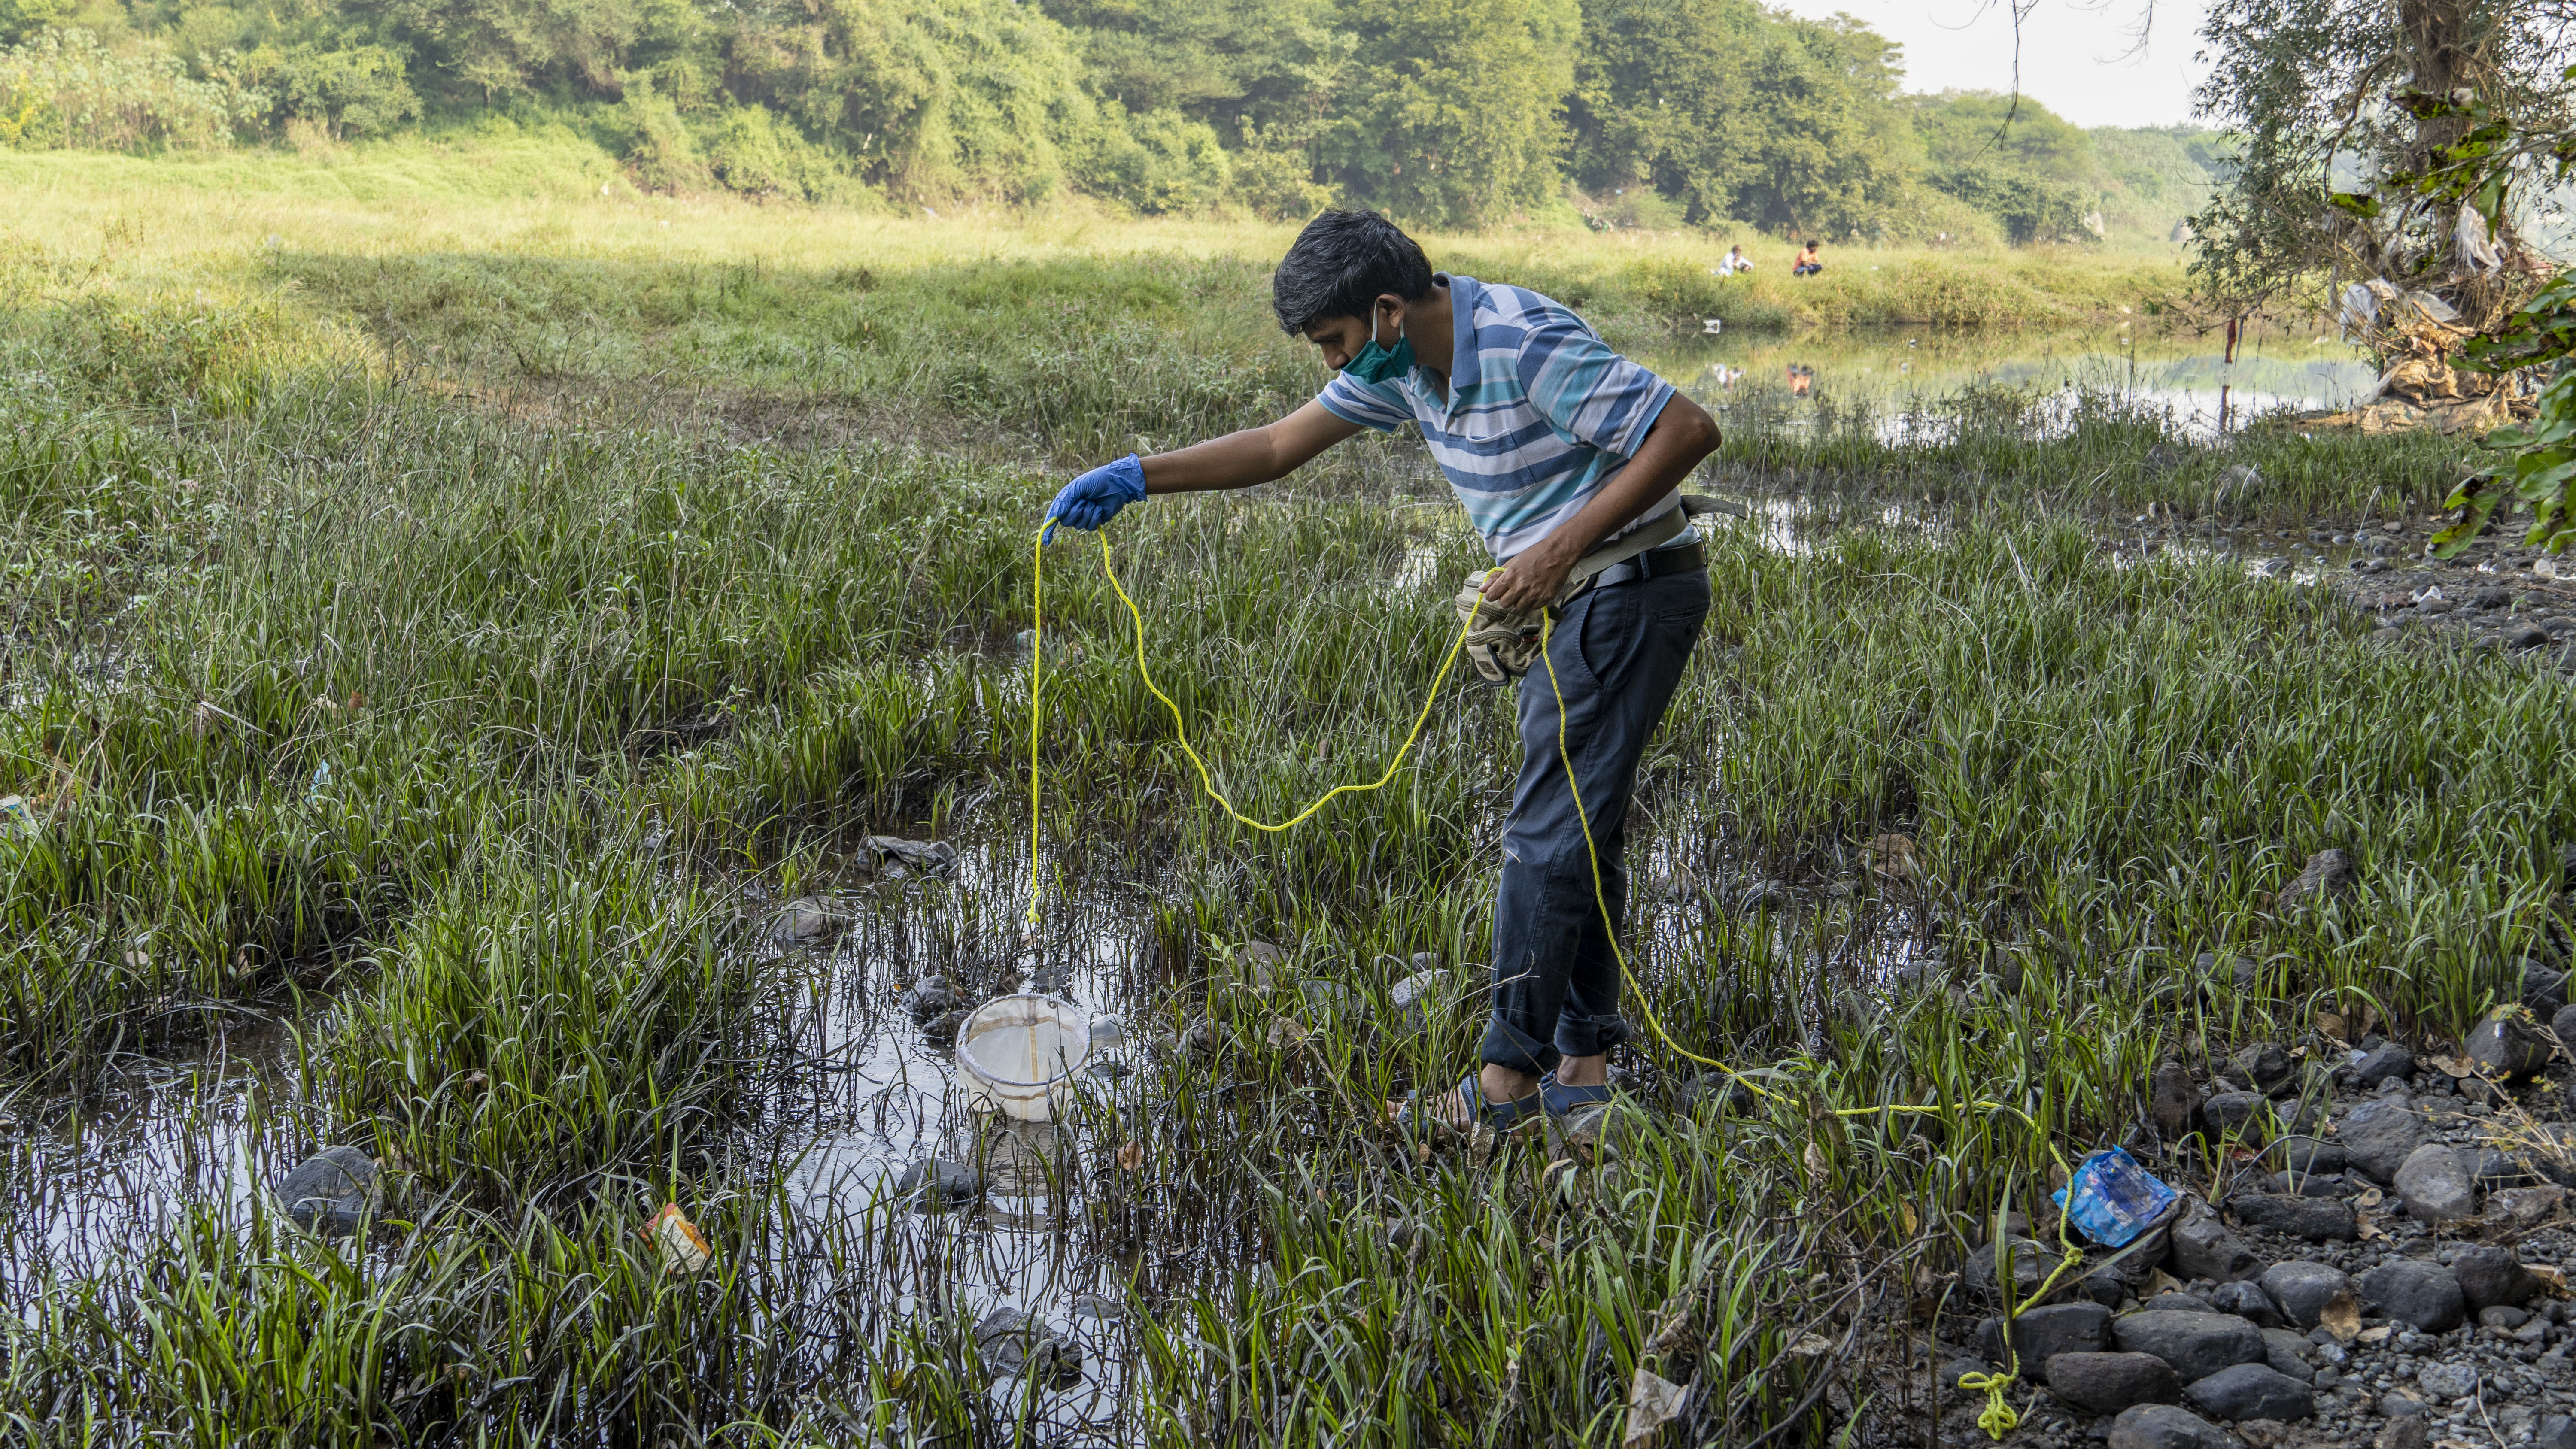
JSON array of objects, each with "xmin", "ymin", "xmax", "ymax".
[{"xmin": 1774, "ymin": 0, "xmax": 2218, "ymax": 130}]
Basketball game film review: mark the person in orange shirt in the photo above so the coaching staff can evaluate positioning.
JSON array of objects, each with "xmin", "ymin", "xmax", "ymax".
[{"xmin": 1792, "ymin": 240, "xmax": 1823, "ymax": 276}]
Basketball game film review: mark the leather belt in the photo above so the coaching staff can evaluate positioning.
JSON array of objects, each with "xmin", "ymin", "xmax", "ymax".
[{"xmin": 1561, "ymin": 538, "xmax": 1706, "ymax": 601}]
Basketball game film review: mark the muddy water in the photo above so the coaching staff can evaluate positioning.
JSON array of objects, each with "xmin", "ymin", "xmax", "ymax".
[{"xmin": 1, "ymin": 1012, "xmax": 317, "ymax": 1308}]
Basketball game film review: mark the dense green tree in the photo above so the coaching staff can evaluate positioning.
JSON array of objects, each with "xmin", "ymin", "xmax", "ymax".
[
  {"xmin": 1571, "ymin": 0, "xmax": 1919, "ymax": 236},
  {"xmin": 1322, "ymin": 0, "xmax": 1576, "ymax": 227}
]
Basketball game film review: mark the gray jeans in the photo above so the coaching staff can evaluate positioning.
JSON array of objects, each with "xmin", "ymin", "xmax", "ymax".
[{"xmin": 1480, "ymin": 566, "xmax": 1710, "ymax": 1075}]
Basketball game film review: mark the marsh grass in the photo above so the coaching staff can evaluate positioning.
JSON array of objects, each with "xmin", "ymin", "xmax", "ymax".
[{"xmin": 0, "ymin": 194, "xmax": 2561, "ymax": 1445}]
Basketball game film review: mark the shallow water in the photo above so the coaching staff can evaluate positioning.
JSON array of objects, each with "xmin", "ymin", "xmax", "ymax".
[{"xmin": 1645, "ymin": 324, "xmax": 2376, "ymax": 440}]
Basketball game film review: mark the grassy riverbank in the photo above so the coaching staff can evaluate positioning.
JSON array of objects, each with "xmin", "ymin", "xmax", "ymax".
[{"xmin": 0, "ymin": 167, "xmax": 2556, "ymax": 1445}]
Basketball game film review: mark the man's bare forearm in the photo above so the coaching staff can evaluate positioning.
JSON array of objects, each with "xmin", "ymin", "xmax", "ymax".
[
  {"xmin": 1140, "ymin": 428, "xmax": 1290, "ymax": 494},
  {"xmin": 1138, "ymin": 399, "xmax": 1364, "ymax": 495}
]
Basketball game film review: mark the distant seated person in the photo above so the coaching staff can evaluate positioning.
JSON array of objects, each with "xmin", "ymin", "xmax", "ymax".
[
  {"xmin": 1714, "ymin": 244, "xmax": 1753, "ymax": 277},
  {"xmin": 1792, "ymin": 241, "xmax": 1823, "ymax": 276}
]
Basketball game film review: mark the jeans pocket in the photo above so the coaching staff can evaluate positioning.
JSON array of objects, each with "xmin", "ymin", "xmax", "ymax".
[{"xmin": 1573, "ymin": 583, "xmax": 1646, "ymax": 689}]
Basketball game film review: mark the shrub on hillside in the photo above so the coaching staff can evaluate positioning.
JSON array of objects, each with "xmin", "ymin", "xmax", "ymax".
[{"xmin": 0, "ymin": 27, "xmax": 266, "ymax": 150}]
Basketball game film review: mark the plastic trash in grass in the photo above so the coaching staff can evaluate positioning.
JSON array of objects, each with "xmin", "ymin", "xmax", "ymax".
[
  {"xmin": 641, "ymin": 1203, "xmax": 712, "ymax": 1274},
  {"xmin": 2052, "ymin": 1146, "xmax": 2179, "ymax": 1248}
]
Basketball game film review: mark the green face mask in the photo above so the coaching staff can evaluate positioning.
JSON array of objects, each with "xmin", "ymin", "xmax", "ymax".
[{"xmin": 1343, "ymin": 309, "xmax": 1414, "ymax": 384}]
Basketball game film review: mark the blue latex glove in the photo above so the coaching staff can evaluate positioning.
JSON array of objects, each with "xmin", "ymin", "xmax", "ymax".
[{"xmin": 1044, "ymin": 454, "xmax": 1148, "ymax": 540}]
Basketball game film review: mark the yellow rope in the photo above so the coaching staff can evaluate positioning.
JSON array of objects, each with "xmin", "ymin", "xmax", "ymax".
[{"xmin": 1029, "ymin": 525, "xmax": 2072, "ymax": 1436}]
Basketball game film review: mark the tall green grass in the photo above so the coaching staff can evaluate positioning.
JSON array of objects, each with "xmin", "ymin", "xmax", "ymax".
[{"xmin": 0, "ymin": 257, "xmax": 2558, "ymax": 1445}]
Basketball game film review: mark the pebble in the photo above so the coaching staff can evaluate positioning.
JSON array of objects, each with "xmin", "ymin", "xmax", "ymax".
[
  {"xmin": 2275, "ymin": 847, "xmax": 2357, "ymax": 909},
  {"xmin": 2414, "ymin": 1359, "xmax": 2477, "ymax": 1399},
  {"xmin": 2229, "ymin": 1042, "xmax": 2295, "ymax": 1094},
  {"xmin": 2109, "ymin": 1310, "xmax": 2266, "ymax": 1382},
  {"xmin": 2338, "ymin": 1097, "xmax": 2430, "ymax": 1183},
  {"xmin": 2106, "ymin": 1402, "xmax": 2235, "ymax": 1449},
  {"xmin": 2348, "ymin": 1043, "xmax": 2416, "ymax": 1087},
  {"xmin": 2359, "ymin": 1258, "xmax": 2466, "ymax": 1331},
  {"xmin": 2182, "ymin": 1361, "xmax": 2314, "ymax": 1421},
  {"xmin": 2257, "ymin": 1261, "xmax": 2351, "ymax": 1330},
  {"xmin": 2466, "ymin": 1011, "xmax": 2554, "ymax": 1079},
  {"xmin": 2208, "ymin": 1280, "xmax": 2281, "ymax": 1326},
  {"xmin": 900, "ymin": 975, "xmax": 959, "ymax": 1021},
  {"xmin": 972, "ymin": 1307, "xmax": 1081, "ymax": 1382},
  {"xmin": 2230, "ymin": 1192, "xmax": 2357, "ymax": 1242},
  {"xmin": 2452, "ymin": 1243, "xmax": 2540, "ymax": 1310},
  {"xmin": 2168, "ymin": 1199, "xmax": 2263, "ymax": 1282},
  {"xmin": 1977, "ymin": 1301, "xmax": 2110, "ymax": 1372},
  {"xmin": 2044, "ymin": 1351, "xmax": 2181, "ymax": 1416},
  {"xmin": 771, "ymin": 896, "xmax": 842, "ymax": 945},
  {"xmin": 2392, "ymin": 1143, "xmax": 2477, "ymax": 1225},
  {"xmin": 894, "ymin": 1157, "xmax": 982, "ymax": 1212}
]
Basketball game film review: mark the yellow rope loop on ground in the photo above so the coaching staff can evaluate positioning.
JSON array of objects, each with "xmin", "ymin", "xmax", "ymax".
[{"xmin": 1027, "ymin": 523, "xmax": 2048, "ymax": 1127}]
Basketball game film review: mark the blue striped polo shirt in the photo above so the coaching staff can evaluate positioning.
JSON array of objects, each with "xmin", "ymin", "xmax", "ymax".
[{"xmin": 1315, "ymin": 273, "xmax": 1680, "ymax": 561}]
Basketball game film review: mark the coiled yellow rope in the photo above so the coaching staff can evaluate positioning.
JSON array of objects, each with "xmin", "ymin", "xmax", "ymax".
[{"xmin": 1026, "ymin": 523, "xmax": 2071, "ymax": 1440}]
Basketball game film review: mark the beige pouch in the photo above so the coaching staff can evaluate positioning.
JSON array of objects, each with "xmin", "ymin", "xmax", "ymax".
[{"xmin": 1454, "ymin": 570, "xmax": 1546, "ymax": 685}]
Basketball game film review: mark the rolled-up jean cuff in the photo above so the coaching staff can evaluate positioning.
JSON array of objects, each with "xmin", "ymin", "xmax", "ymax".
[
  {"xmin": 1480, "ymin": 1015, "xmax": 1560, "ymax": 1077},
  {"xmin": 1555, "ymin": 1012, "xmax": 1634, "ymax": 1061}
]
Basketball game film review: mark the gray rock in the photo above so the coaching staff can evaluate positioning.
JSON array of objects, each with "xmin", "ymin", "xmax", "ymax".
[
  {"xmin": 273, "ymin": 1146, "xmax": 380, "ymax": 1235},
  {"xmin": 2415, "ymin": 1360, "xmax": 2477, "ymax": 1400},
  {"xmin": 772, "ymin": 897, "xmax": 842, "ymax": 945},
  {"xmin": 2465, "ymin": 1012, "xmax": 2553, "ymax": 1079},
  {"xmin": 2480, "ymin": 1304, "xmax": 2531, "ymax": 1329},
  {"xmin": 2189, "ymin": 953, "xmax": 2260, "ymax": 997},
  {"xmin": 2467, "ymin": 1145, "xmax": 2540, "ymax": 1191},
  {"xmin": 1388, "ymin": 967, "xmax": 1452, "ymax": 1035},
  {"xmin": 2259, "ymin": 1261, "xmax": 2352, "ymax": 1331},
  {"xmin": 2555, "ymin": 1002, "xmax": 2576, "ymax": 1048},
  {"xmin": 2520, "ymin": 961, "xmax": 2571, "ymax": 1012},
  {"xmin": 900, "ymin": 975, "xmax": 959, "ymax": 1020},
  {"xmin": 2107, "ymin": 1403, "xmax": 2236, "ymax": 1449},
  {"xmin": 2451, "ymin": 1243, "xmax": 2540, "ymax": 1310},
  {"xmin": 894, "ymin": 1158, "xmax": 982, "ymax": 1212},
  {"xmin": 2267, "ymin": 1136, "xmax": 2345, "ymax": 1175},
  {"xmin": 2338, "ymin": 1097, "xmax": 2430, "ymax": 1183},
  {"xmin": 2536, "ymin": 1413, "xmax": 2576, "ymax": 1449},
  {"xmin": 921, "ymin": 1008, "xmax": 968, "ymax": 1044},
  {"xmin": 2359, "ymin": 1259, "xmax": 2466, "ymax": 1331},
  {"xmin": 2392, "ymin": 1143, "xmax": 2476, "ymax": 1225},
  {"xmin": 2184, "ymin": 1362, "xmax": 2315, "ymax": 1421},
  {"xmin": 2208, "ymin": 1281, "xmax": 2281, "ymax": 1327},
  {"xmin": 2108, "ymin": 1310, "xmax": 2266, "ymax": 1382},
  {"xmin": 2204, "ymin": 1091, "xmax": 2275, "ymax": 1141},
  {"xmin": 2151, "ymin": 1059, "xmax": 2203, "ymax": 1140},
  {"xmin": 1964, "ymin": 1235, "xmax": 2066, "ymax": 1301},
  {"xmin": 2472, "ymin": 585, "xmax": 2514, "ymax": 609},
  {"xmin": 1069, "ymin": 1292, "xmax": 1123, "ymax": 1322},
  {"xmin": 1977, "ymin": 1302, "xmax": 2111, "ymax": 1376},
  {"xmin": 2044, "ymin": 1351, "xmax": 2181, "ymax": 1416},
  {"xmin": 2230, "ymin": 1042, "xmax": 2294, "ymax": 1094},
  {"xmin": 2277, "ymin": 848, "xmax": 2357, "ymax": 909},
  {"xmin": 972, "ymin": 1308, "xmax": 1080, "ymax": 1382},
  {"xmin": 2166, "ymin": 1200, "xmax": 2262, "ymax": 1282},
  {"xmin": 2140, "ymin": 1291, "xmax": 2216, "ymax": 1313},
  {"xmin": 2228, "ymin": 1192, "xmax": 2357, "ymax": 1241},
  {"xmin": 862, "ymin": 834, "xmax": 959, "ymax": 876},
  {"xmin": 2381, "ymin": 1392, "xmax": 2430, "ymax": 1421},
  {"xmin": 2259, "ymin": 1327, "xmax": 2315, "ymax": 1383},
  {"xmin": 2348, "ymin": 1043, "xmax": 2415, "ymax": 1087}
]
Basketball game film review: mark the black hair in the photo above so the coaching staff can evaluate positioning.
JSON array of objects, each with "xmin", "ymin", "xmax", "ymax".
[{"xmin": 1270, "ymin": 209, "xmax": 1436, "ymax": 335}]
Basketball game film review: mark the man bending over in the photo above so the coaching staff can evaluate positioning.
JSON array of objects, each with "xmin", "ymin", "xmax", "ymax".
[{"xmin": 1042, "ymin": 209, "xmax": 1719, "ymax": 1131}]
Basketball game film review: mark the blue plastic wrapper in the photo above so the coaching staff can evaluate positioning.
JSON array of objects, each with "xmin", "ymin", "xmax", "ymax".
[{"xmin": 2049, "ymin": 1146, "xmax": 2178, "ymax": 1248}]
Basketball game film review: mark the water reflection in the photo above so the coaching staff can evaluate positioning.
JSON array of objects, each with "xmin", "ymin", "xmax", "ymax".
[{"xmin": 1647, "ymin": 325, "xmax": 2377, "ymax": 439}]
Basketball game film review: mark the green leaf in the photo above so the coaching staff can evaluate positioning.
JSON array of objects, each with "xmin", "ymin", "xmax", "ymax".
[{"xmin": 2326, "ymin": 191, "xmax": 2382, "ymax": 219}]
